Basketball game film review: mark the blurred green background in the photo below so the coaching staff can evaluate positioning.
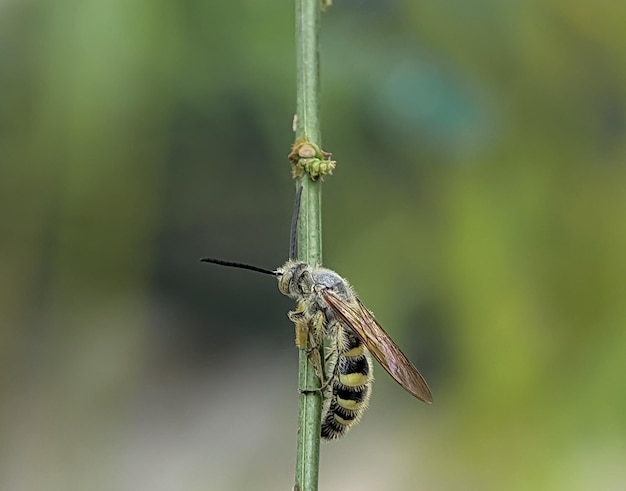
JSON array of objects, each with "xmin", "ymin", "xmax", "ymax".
[{"xmin": 2, "ymin": 1, "xmax": 625, "ymax": 490}]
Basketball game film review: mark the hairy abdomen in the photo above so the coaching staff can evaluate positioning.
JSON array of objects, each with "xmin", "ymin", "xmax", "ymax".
[{"xmin": 321, "ymin": 326, "xmax": 373, "ymax": 440}]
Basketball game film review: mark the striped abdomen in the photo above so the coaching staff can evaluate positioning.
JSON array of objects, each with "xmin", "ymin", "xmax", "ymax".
[{"xmin": 321, "ymin": 326, "xmax": 373, "ymax": 440}]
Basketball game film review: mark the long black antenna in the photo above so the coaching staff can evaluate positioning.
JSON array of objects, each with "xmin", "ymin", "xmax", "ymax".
[
  {"xmin": 289, "ymin": 185, "xmax": 303, "ymax": 260},
  {"xmin": 200, "ymin": 257, "xmax": 277, "ymax": 276}
]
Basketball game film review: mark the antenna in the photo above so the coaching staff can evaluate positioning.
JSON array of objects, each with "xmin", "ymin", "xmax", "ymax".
[
  {"xmin": 289, "ymin": 185, "xmax": 303, "ymax": 260},
  {"xmin": 200, "ymin": 257, "xmax": 277, "ymax": 276}
]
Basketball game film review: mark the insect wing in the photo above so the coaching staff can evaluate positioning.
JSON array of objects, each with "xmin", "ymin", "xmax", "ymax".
[{"xmin": 320, "ymin": 289, "xmax": 433, "ymax": 403}]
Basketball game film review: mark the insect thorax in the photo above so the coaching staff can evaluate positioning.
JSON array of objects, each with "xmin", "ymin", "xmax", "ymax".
[{"xmin": 277, "ymin": 261, "xmax": 354, "ymax": 332}]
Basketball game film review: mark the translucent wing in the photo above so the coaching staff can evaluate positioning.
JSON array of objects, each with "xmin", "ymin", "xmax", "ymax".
[{"xmin": 320, "ymin": 288, "xmax": 433, "ymax": 403}]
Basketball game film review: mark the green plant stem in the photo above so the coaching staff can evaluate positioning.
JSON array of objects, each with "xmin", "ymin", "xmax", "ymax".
[{"xmin": 294, "ymin": 1, "xmax": 323, "ymax": 490}]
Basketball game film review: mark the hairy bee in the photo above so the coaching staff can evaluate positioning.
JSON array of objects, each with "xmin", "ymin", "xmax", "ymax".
[{"xmin": 201, "ymin": 258, "xmax": 433, "ymax": 440}]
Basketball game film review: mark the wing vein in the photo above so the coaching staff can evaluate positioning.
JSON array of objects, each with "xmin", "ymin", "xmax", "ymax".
[{"xmin": 320, "ymin": 289, "xmax": 432, "ymax": 403}]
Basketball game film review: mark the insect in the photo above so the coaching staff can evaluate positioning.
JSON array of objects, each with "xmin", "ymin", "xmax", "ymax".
[{"xmin": 200, "ymin": 257, "xmax": 433, "ymax": 440}]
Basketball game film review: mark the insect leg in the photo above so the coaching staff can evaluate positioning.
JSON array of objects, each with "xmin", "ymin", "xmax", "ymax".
[
  {"xmin": 290, "ymin": 306, "xmax": 326, "ymax": 388},
  {"xmin": 290, "ymin": 302, "xmax": 311, "ymax": 350},
  {"xmin": 304, "ymin": 310, "xmax": 326, "ymax": 385}
]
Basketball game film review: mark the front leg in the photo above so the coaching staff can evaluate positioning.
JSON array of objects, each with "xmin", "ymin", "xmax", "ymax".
[
  {"xmin": 290, "ymin": 307, "xmax": 326, "ymax": 387},
  {"xmin": 290, "ymin": 302, "xmax": 308, "ymax": 349}
]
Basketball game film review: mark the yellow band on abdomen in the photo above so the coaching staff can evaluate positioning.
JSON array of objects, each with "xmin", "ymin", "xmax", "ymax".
[
  {"xmin": 339, "ymin": 372, "xmax": 369, "ymax": 387},
  {"xmin": 337, "ymin": 397, "xmax": 360, "ymax": 411}
]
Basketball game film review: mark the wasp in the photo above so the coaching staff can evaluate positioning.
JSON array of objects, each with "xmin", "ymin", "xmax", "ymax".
[{"xmin": 200, "ymin": 257, "xmax": 433, "ymax": 440}]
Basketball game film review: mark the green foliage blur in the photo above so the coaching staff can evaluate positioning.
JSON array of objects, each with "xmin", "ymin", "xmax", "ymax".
[{"xmin": 1, "ymin": 1, "xmax": 625, "ymax": 490}]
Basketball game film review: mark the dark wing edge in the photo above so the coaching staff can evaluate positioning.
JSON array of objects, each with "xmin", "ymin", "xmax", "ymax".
[{"xmin": 321, "ymin": 289, "xmax": 433, "ymax": 403}]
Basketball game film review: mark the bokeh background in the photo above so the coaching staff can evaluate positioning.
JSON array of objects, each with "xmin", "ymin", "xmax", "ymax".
[{"xmin": 2, "ymin": 1, "xmax": 625, "ymax": 490}]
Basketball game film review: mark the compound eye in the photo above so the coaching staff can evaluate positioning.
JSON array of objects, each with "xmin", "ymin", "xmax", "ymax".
[{"xmin": 278, "ymin": 273, "xmax": 291, "ymax": 296}]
